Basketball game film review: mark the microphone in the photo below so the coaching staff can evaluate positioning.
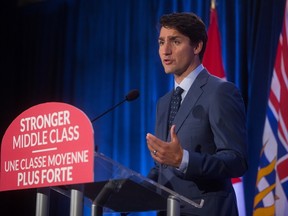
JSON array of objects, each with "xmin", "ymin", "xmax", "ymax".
[
  {"xmin": 93, "ymin": 179, "xmax": 125, "ymax": 206},
  {"xmin": 91, "ymin": 89, "xmax": 139, "ymax": 123}
]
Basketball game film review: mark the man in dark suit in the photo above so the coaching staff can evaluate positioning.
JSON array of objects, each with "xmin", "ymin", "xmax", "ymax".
[{"xmin": 146, "ymin": 12, "xmax": 248, "ymax": 216}]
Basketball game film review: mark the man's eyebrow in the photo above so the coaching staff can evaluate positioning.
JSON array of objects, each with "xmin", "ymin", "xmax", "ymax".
[
  {"xmin": 158, "ymin": 35, "xmax": 182, "ymax": 40},
  {"xmin": 169, "ymin": 36, "xmax": 182, "ymax": 40}
]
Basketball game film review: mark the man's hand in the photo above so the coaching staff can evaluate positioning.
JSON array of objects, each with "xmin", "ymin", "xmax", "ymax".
[{"xmin": 146, "ymin": 125, "xmax": 183, "ymax": 168}]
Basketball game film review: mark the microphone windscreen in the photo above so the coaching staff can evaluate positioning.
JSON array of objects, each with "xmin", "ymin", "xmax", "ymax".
[{"xmin": 126, "ymin": 89, "xmax": 140, "ymax": 101}]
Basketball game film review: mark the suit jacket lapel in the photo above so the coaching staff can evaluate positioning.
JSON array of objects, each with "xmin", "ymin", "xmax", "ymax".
[
  {"xmin": 170, "ymin": 70, "xmax": 209, "ymax": 137},
  {"xmin": 157, "ymin": 90, "xmax": 173, "ymax": 140}
]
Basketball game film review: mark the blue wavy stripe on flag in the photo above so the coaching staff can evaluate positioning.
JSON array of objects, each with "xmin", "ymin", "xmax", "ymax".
[
  {"xmin": 267, "ymin": 107, "xmax": 288, "ymax": 159},
  {"xmin": 266, "ymin": 105, "xmax": 278, "ymax": 140}
]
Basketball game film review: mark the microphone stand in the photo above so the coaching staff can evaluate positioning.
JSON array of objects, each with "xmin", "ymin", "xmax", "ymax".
[
  {"xmin": 90, "ymin": 89, "xmax": 139, "ymax": 123},
  {"xmin": 91, "ymin": 99, "xmax": 126, "ymax": 123}
]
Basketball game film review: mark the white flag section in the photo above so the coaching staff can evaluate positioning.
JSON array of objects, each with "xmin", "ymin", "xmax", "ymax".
[
  {"xmin": 232, "ymin": 178, "xmax": 246, "ymax": 216},
  {"xmin": 202, "ymin": 1, "xmax": 246, "ymax": 215},
  {"xmin": 253, "ymin": 1, "xmax": 288, "ymax": 215}
]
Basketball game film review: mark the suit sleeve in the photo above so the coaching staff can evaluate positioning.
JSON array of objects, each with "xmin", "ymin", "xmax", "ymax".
[{"xmin": 184, "ymin": 81, "xmax": 248, "ymax": 180}]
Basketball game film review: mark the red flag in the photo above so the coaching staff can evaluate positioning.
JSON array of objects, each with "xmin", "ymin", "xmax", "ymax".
[
  {"xmin": 202, "ymin": 1, "xmax": 225, "ymax": 79},
  {"xmin": 253, "ymin": 1, "xmax": 288, "ymax": 215},
  {"xmin": 202, "ymin": 1, "xmax": 246, "ymax": 215}
]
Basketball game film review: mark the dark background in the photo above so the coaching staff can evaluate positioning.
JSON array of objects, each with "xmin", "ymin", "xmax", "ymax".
[{"xmin": 0, "ymin": 0, "xmax": 286, "ymax": 215}]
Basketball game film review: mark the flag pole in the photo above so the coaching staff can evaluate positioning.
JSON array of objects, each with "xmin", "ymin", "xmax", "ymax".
[{"xmin": 211, "ymin": 0, "xmax": 216, "ymax": 9}]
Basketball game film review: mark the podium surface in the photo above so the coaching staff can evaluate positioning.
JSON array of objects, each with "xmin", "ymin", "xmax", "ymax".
[{"xmin": 49, "ymin": 152, "xmax": 204, "ymax": 216}]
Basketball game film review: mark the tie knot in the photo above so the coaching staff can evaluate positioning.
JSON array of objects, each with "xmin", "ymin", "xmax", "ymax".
[{"xmin": 174, "ymin": 87, "xmax": 184, "ymax": 96}]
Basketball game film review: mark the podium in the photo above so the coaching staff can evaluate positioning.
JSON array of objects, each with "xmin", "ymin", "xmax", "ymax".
[
  {"xmin": 36, "ymin": 152, "xmax": 204, "ymax": 216},
  {"xmin": 0, "ymin": 102, "xmax": 204, "ymax": 215}
]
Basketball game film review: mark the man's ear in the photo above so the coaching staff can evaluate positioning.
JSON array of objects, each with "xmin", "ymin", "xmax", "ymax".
[{"xmin": 194, "ymin": 41, "xmax": 203, "ymax": 55}]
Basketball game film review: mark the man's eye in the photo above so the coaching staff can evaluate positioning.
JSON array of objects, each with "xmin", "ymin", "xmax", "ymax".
[
  {"xmin": 174, "ymin": 40, "xmax": 181, "ymax": 45},
  {"xmin": 158, "ymin": 41, "xmax": 164, "ymax": 46}
]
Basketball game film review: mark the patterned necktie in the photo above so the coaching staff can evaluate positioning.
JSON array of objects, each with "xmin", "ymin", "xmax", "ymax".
[{"xmin": 168, "ymin": 86, "xmax": 184, "ymax": 129}]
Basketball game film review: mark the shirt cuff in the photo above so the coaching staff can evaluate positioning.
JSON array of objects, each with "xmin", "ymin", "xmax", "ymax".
[{"xmin": 178, "ymin": 149, "xmax": 189, "ymax": 173}]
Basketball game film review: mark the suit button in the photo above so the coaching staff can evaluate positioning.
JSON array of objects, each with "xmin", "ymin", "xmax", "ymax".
[{"xmin": 162, "ymin": 164, "xmax": 167, "ymax": 168}]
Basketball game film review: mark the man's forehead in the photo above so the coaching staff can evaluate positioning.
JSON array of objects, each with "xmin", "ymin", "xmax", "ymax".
[{"xmin": 158, "ymin": 28, "xmax": 187, "ymax": 39}]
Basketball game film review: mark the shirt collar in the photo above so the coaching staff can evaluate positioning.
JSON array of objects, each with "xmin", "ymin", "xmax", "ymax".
[{"xmin": 174, "ymin": 64, "xmax": 204, "ymax": 95}]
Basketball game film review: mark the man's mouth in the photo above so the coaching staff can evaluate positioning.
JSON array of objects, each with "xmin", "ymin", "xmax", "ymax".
[{"xmin": 163, "ymin": 59, "xmax": 173, "ymax": 65}]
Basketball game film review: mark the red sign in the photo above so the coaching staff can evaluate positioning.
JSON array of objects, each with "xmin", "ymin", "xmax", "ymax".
[{"xmin": 0, "ymin": 102, "xmax": 94, "ymax": 191}]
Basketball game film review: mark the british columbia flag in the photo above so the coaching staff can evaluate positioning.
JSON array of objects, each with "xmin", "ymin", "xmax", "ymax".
[{"xmin": 253, "ymin": 1, "xmax": 288, "ymax": 215}]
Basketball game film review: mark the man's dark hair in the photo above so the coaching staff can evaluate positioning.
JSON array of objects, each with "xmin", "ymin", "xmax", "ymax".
[{"xmin": 160, "ymin": 12, "xmax": 208, "ymax": 61}]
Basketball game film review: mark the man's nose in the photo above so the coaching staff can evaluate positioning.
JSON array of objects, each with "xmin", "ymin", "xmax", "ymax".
[{"xmin": 162, "ymin": 43, "xmax": 172, "ymax": 55}]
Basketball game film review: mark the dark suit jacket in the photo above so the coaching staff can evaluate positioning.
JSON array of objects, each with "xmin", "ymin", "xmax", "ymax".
[{"xmin": 148, "ymin": 69, "xmax": 248, "ymax": 216}]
